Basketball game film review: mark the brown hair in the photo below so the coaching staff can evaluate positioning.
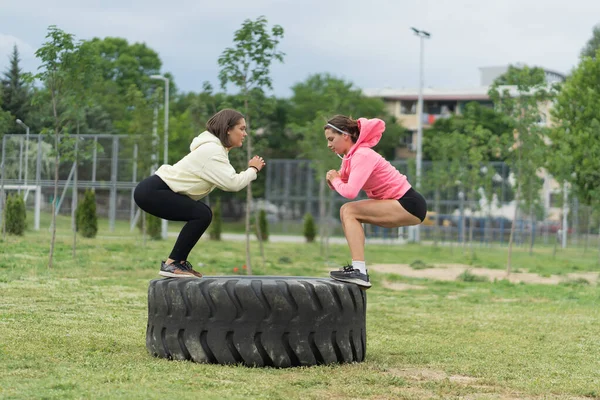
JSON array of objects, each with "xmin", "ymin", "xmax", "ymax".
[
  {"xmin": 323, "ymin": 115, "xmax": 360, "ymax": 143},
  {"xmin": 206, "ymin": 109, "xmax": 245, "ymax": 147}
]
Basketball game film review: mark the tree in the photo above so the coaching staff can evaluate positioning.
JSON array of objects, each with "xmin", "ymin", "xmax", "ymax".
[
  {"xmin": 4, "ymin": 193, "xmax": 26, "ymax": 235},
  {"xmin": 424, "ymin": 102, "xmax": 512, "ymax": 247},
  {"xmin": 289, "ymin": 74, "xmax": 404, "ymax": 159},
  {"xmin": 297, "ymin": 114, "xmax": 340, "ymax": 256},
  {"xmin": 76, "ymin": 189, "xmax": 97, "ymax": 238},
  {"xmin": 494, "ymin": 64, "xmax": 547, "ymax": 86},
  {"xmin": 29, "ymin": 26, "xmax": 96, "ymax": 268},
  {"xmin": 550, "ymin": 52, "xmax": 600, "ymax": 259},
  {"xmin": 0, "ymin": 92, "xmax": 13, "ymax": 139},
  {"xmin": 1, "ymin": 45, "xmax": 31, "ymax": 125},
  {"xmin": 489, "ymin": 66, "xmax": 554, "ymax": 273},
  {"xmin": 218, "ymin": 15, "xmax": 285, "ymax": 274},
  {"xmin": 303, "ymin": 212, "xmax": 316, "ymax": 243},
  {"xmin": 581, "ymin": 24, "xmax": 600, "ymax": 59}
]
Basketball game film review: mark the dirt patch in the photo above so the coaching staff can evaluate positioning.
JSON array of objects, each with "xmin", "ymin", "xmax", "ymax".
[
  {"xmin": 370, "ymin": 263, "xmax": 599, "ymax": 285},
  {"xmin": 382, "ymin": 281, "xmax": 427, "ymax": 291},
  {"xmin": 390, "ymin": 367, "xmax": 478, "ymax": 384}
]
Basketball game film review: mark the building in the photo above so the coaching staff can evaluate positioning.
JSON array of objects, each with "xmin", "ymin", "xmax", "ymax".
[
  {"xmin": 363, "ymin": 65, "xmax": 568, "ymax": 222},
  {"xmin": 363, "ymin": 65, "xmax": 565, "ymax": 158}
]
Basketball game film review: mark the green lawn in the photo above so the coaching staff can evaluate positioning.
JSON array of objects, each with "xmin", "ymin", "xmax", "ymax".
[{"xmin": 1, "ymin": 213, "xmax": 599, "ymax": 399}]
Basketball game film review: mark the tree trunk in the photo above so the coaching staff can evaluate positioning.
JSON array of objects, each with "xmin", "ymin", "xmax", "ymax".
[
  {"xmin": 468, "ymin": 187, "xmax": 475, "ymax": 257},
  {"xmin": 584, "ymin": 206, "xmax": 591, "ymax": 254},
  {"xmin": 318, "ymin": 177, "xmax": 326, "ymax": 256},
  {"xmin": 528, "ymin": 203, "xmax": 535, "ymax": 255},
  {"xmin": 243, "ymin": 96, "xmax": 253, "ymax": 275},
  {"xmin": 506, "ymin": 184, "xmax": 520, "ymax": 275},
  {"xmin": 72, "ymin": 121, "xmax": 79, "ymax": 258},
  {"xmin": 433, "ymin": 188, "xmax": 440, "ymax": 246},
  {"xmin": 597, "ymin": 221, "xmax": 600, "ymax": 266},
  {"xmin": 48, "ymin": 92, "xmax": 59, "ymax": 270}
]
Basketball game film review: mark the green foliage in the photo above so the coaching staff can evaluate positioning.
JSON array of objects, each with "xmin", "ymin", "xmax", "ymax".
[
  {"xmin": 289, "ymin": 73, "xmax": 403, "ymax": 160},
  {"xmin": 1, "ymin": 45, "xmax": 31, "ymax": 125},
  {"xmin": 489, "ymin": 65, "xmax": 554, "ymax": 209},
  {"xmin": 581, "ymin": 24, "xmax": 600, "ymax": 59},
  {"xmin": 218, "ymin": 16, "xmax": 284, "ymax": 94},
  {"xmin": 256, "ymin": 209, "xmax": 268, "ymax": 241},
  {"xmin": 457, "ymin": 269, "xmax": 489, "ymax": 282},
  {"xmin": 549, "ymin": 53, "xmax": 600, "ymax": 207},
  {"xmin": 303, "ymin": 212, "xmax": 316, "ymax": 243},
  {"xmin": 145, "ymin": 213, "xmax": 162, "ymax": 240},
  {"xmin": 209, "ymin": 198, "xmax": 222, "ymax": 241},
  {"xmin": 75, "ymin": 189, "xmax": 97, "ymax": 238},
  {"xmin": 4, "ymin": 193, "xmax": 26, "ymax": 235},
  {"xmin": 493, "ymin": 64, "xmax": 547, "ymax": 86}
]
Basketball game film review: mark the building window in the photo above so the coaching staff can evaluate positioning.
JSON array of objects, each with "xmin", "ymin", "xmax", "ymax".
[{"xmin": 401, "ymin": 101, "xmax": 416, "ymax": 114}]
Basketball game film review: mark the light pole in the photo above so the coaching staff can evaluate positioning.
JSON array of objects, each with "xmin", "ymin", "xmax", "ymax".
[
  {"xmin": 411, "ymin": 27, "xmax": 430, "ymax": 243},
  {"xmin": 15, "ymin": 119, "xmax": 30, "ymax": 190},
  {"xmin": 150, "ymin": 75, "xmax": 170, "ymax": 239}
]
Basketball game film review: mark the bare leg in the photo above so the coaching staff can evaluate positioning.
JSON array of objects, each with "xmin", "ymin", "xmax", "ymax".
[{"xmin": 340, "ymin": 199, "xmax": 421, "ymax": 260}]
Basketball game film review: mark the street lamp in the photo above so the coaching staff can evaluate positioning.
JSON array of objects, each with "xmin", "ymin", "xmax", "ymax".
[
  {"xmin": 15, "ymin": 119, "xmax": 30, "ymax": 190},
  {"xmin": 411, "ymin": 27, "xmax": 431, "ymax": 243},
  {"xmin": 150, "ymin": 74, "xmax": 170, "ymax": 239}
]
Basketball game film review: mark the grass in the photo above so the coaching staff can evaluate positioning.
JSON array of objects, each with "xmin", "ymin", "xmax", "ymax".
[{"xmin": 0, "ymin": 212, "xmax": 599, "ymax": 399}]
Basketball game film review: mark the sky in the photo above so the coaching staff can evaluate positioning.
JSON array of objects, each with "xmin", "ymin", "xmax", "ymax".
[{"xmin": 1, "ymin": 0, "xmax": 599, "ymax": 97}]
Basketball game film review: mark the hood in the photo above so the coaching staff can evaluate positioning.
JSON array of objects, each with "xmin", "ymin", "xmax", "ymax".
[
  {"xmin": 346, "ymin": 118, "xmax": 385, "ymax": 157},
  {"xmin": 339, "ymin": 118, "xmax": 385, "ymax": 180},
  {"xmin": 190, "ymin": 131, "xmax": 222, "ymax": 152}
]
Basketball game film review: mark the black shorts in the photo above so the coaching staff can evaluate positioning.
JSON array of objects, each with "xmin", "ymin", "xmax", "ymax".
[{"xmin": 398, "ymin": 188, "xmax": 427, "ymax": 222}]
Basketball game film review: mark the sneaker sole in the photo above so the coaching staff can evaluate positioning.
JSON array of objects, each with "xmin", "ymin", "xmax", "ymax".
[
  {"xmin": 159, "ymin": 271, "xmax": 198, "ymax": 278},
  {"xmin": 329, "ymin": 274, "xmax": 372, "ymax": 288}
]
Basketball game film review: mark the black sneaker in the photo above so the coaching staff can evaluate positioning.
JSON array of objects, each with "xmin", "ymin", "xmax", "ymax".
[
  {"xmin": 159, "ymin": 261, "xmax": 196, "ymax": 278},
  {"xmin": 330, "ymin": 265, "xmax": 372, "ymax": 289}
]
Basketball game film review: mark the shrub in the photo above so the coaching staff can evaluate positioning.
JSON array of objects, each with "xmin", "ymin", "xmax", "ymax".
[
  {"xmin": 5, "ymin": 193, "xmax": 26, "ymax": 235},
  {"xmin": 76, "ymin": 189, "xmax": 98, "ymax": 238},
  {"xmin": 303, "ymin": 213, "xmax": 316, "ymax": 243}
]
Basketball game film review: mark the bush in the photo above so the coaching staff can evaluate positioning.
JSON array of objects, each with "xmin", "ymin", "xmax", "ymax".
[
  {"xmin": 76, "ymin": 189, "xmax": 97, "ymax": 238},
  {"xmin": 303, "ymin": 212, "xmax": 316, "ymax": 243},
  {"xmin": 146, "ymin": 213, "xmax": 162, "ymax": 240},
  {"xmin": 209, "ymin": 198, "xmax": 221, "ymax": 241},
  {"xmin": 256, "ymin": 209, "xmax": 268, "ymax": 241},
  {"xmin": 4, "ymin": 193, "xmax": 26, "ymax": 235}
]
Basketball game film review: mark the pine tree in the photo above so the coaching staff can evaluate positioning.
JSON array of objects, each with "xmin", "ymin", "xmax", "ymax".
[
  {"xmin": 1, "ymin": 45, "xmax": 30, "ymax": 122},
  {"xmin": 76, "ymin": 190, "xmax": 98, "ymax": 238},
  {"xmin": 303, "ymin": 213, "xmax": 316, "ymax": 243},
  {"xmin": 5, "ymin": 193, "xmax": 26, "ymax": 235}
]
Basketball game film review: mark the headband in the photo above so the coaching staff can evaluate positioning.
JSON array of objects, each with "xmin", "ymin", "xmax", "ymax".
[{"xmin": 326, "ymin": 123, "xmax": 350, "ymax": 136}]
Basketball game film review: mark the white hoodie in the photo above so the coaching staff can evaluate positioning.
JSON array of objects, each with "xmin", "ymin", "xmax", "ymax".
[{"xmin": 155, "ymin": 131, "xmax": 257, "ymax": 200}]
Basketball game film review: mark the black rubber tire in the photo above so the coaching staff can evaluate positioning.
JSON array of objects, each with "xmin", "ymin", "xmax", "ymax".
[{"xmin": 146, "ymin": 276, "xmax": 367, "ymax": 367}]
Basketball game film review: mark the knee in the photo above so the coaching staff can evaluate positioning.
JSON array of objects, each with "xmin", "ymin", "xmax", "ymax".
[
  {"xmin": 194, "ymin": 202, "xmax": 213, "ymax": 223},
  {"xmin": 339, "ymin": 203, "xmax": 355, "ymax": 222}
]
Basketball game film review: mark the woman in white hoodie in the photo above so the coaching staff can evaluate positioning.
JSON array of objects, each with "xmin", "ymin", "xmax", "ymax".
[{"xmin": 134, "ymin": 109, "xmax": 265, "ymax": 278}]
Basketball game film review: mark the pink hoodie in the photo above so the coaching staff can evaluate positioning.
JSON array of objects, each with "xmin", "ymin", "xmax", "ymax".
[{"xmin": 330, "ymin": 118, "xmax": 412, "ymax": 200}]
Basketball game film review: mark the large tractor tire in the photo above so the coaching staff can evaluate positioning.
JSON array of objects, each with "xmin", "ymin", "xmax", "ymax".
[{"xmin": 146, "ymin": 276, "xmax": 367, "ymax": 368}]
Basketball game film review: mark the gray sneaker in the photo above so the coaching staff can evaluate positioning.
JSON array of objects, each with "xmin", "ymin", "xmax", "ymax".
[
  {"xmin": 330, "ymin": 265, "xmax": 372, "ymax": 289},
  {"xmin": 159, "ymin": 261, "xmax": 196, "ymax": 278}
]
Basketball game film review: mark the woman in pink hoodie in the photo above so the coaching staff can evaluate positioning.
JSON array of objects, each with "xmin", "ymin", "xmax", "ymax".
[{"xmin": 325, "ymin": 115, "xmax": 427, "ymax": 289}]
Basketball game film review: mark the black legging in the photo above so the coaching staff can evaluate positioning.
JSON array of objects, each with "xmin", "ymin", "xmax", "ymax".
[{"xmin": 134, "ymin": 175, "xmax": 213, "ymax": 261}]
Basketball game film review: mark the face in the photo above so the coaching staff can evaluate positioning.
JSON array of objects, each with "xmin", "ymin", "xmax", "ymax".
[
  {"xmin": 227, "ymin": 118, "xmax": 247, "ymax": 148},
  {"xmin": 324, "ymin": 128, "xmax": 352, "ymax": 156}
]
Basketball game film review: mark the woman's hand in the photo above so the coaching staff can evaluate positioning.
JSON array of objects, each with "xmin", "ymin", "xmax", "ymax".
[
  {"xmin": 248, "ymin": 155, "xmax": 266, "ymax": 172},
  {"xmin": 326, "ymin": 169, "xmax": 340, "ymax": 182}
]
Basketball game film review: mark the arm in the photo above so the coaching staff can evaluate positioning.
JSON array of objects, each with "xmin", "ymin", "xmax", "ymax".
[
  {"xmin": 331, "ymin": 153, "xmax": 373, "ymax": 199},
  {"xmin": 201, "ymin": 154, "xmax": 258, "ymax": 192}
]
